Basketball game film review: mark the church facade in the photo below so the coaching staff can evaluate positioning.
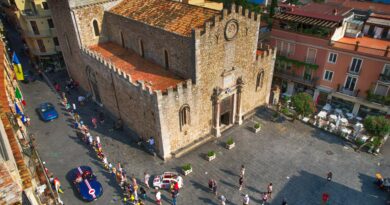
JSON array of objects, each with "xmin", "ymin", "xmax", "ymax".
[{"xmin": 48, "ymin": 0, "xmax": 275, "ymax": 159}]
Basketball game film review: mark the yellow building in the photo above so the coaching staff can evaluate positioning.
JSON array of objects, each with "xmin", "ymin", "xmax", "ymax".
[
  {"xmin": 178, "ymin": 0, "xmax": 223, "ymax": 10},
  {"xmin": 13, "ymin": 0, "xmax": 63, "ymax": 64}
]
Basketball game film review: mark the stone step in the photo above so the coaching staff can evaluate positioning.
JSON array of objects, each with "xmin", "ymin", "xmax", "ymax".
[{"xmin": 172, "ymin": 134, "xmax": 214, "ymax": 159}]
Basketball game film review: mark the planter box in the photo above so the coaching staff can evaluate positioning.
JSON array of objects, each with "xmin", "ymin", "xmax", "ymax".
[
  {"xmin": 182, "ymin": 167, "xmax": 193, "ymax": 176},
  {"xmin": 252, "ymin": 127, "xmax": 261, "ymax": 133},
  {"xmin": 226, "ymin": 142, "xmax": 235, "ymax": 150},
  {"xmin": 206, "ymin": 154, "xmax": 216, "ymax": 161}
]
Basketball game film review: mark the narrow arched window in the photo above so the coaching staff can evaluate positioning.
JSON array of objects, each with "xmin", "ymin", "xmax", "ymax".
[
  {"xmin": 164, "ymin": 49, "xmax": 169, "ymax": 70},
  {"xmin": 139, "ymin": 39, "xmax": 144, "ymax": 57},
  {"xmin": 93, "ymin": 20, "xmax": 100, "ymax": 36},
  {"xmin": 256, "ymin": 70, "xmax": 264, "ymax": 91},
  {"xmin": 179, "ymin": 105, "xmax": 190, "ymax": 129}
]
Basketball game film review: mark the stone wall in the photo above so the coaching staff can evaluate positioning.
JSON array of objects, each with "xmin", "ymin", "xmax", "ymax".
[{"xmin": 103, "ymin": 12, "xmax": 195, "ymax": 80}]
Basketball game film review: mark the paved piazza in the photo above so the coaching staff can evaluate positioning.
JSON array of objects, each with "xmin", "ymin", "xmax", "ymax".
[{"xmin": 22, "ymin": 72, "xmax": 390, "ymax": 205}]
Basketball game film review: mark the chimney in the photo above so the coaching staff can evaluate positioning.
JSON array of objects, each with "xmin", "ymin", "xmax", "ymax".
[
  {"xmin": 385, "ymin": 46, "xmax": 390, "ymax": 57},
  {"xmin": 333, "ymin": 8, "xmax": 338, "ymax": 16},
  {"xmin": 354, "ymin": 41, "xmax": 360, "ymax": 51}
]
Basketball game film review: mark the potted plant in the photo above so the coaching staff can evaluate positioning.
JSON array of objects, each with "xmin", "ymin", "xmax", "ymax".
[
  {"xmin": 225, "ymin": 137, "xmax": 235, "ymax": 150},
  {"xmin": 253, "ymin": 122, "xmax": 261, "ymax": 133},
  {"xmin": 182, "ymin": 163, "xmax": 192, "ymax": 176},
  {"xmin": 206, "ymin": 151, "xmax": 216, "ymax": 161}
]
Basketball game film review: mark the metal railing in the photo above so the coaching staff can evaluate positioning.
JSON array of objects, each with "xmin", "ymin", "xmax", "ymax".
[
  {"xmin": 378, "ymin": 73, "xmax": 390, "ymax": 83},
  {"xmin": 337, "ymin": 86, "xmax": 359, "ymax": 97},
  {"xmin": 274, "ymin": 69, "xmax": 317, "ymax": 87},
  {"xmin": 20, "ymin": 9, "xmax": 52, "ymax": 18}
]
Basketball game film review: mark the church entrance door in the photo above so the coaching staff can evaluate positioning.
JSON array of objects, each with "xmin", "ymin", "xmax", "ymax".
[{"xmin": 219, "ymin": 95, "xmax": 233, "ymax": 126}]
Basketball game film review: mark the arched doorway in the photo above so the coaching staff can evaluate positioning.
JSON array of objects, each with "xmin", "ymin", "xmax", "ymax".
[{"xmin": 86, "ymin": 66, "xmax": 102, "ymax": 104}]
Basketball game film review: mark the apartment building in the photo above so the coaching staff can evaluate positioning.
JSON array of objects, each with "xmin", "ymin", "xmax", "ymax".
[
  {"xmin": 269, "ymin": 2, "xmax": 390, "ymax": 118},
  {"xmin": 6, "ymin": 0, "xmax": 63, "ymax": 66}
]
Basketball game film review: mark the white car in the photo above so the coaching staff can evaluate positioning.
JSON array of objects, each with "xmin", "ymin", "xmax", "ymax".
[{"xmin": 153, "ymin": 172, "xmax": 183, "ymax": 190}]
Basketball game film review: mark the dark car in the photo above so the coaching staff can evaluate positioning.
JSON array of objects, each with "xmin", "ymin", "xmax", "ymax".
[
  {"xmin": 36, "ymin": 102, "xmax": 58, "ymax": 121},
  {"xmin": 22, "ymin": 70, "xmax": 36, "ymax": 83},
  {"xmin": 70, "ymin": 166, "xmax": 103, "ymax": 202}
]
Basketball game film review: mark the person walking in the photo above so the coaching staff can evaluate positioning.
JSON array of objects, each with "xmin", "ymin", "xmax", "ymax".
[
  {"xmin": 239, "ymin": 176, "xmax": 244, "ymax": 190},
  {"xmin": 73, "ymin": 112, "xmax": 80, "ymax": 123},
  {"xmin": 243, "ymin": 194, "xmax": 250, "ymax": 205},
  {"xmin": 208, "ymin": 179, "xmax": 214, "ymax": 192},
  {"xmin": 267, "ymin": 183, "xmax": 273, "ymax": 199},
  {"xmin": 212, "ymin": 180, "xmax": 218, "ymax": 196},
  {"xmin": 240, "ymin": 165, "xmax": 245, "ymax": 177},
  {"xmin": 92, "ymin": 117, "xmax": 98, "ymax": 128},
  {"xmin": 220, "ymin": 195, "xmax": 226, "ymax": 205},
  {"xmin": 155, "ymin": 188, "xmax": 162, "ymax": 205},
  {"xmin": 261, "ymin": 193, "xmax": 268, "ymax": 205},
  {"xmin": 171, "ymin": 189, "xmax": 177, "ymax": 205},
  {"xmin": 144, "ymin": 172, "xmax": 150, "ymax": 189},
  {"xmin": 327, "ymin": 171, "xmax": 333, "ymax": 181}
]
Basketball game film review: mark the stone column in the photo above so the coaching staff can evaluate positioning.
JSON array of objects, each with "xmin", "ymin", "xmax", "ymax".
[
  {"xmin": 212, "ymin": 88, "xmax": 221, "ymax": 137},
  {"xmin": 352, "ymin": 103, "xmax": 360, "ymax": 115},
  {"xmin": 235, "ymin": 78, "xmax": 244, "ymax": 125},
  {"xmin": 232, "ymin": 93, "xmax": 237, "ymax": 124}
]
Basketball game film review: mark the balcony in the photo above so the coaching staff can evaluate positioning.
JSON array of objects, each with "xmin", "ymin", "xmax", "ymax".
[
  {"xmin": 24, "ymin": 29, "xmax": 54, "ymax": 38},
  {"xmin": 305, "ymin": 57, "xmax": 316, "ymax": 64},
  {"xmin": 274, "ymin": 69, "xmax": 317, "ymax": 87},
  {"xmin": 378, "ymin": 74, "xmax": 390, "ymax": 84},
  {"xmin": 20, "ymin": 9, "xmax": 51, "ymax": 19},
  {"xmin": 337, "ymin": 86, "xmax": 359, "ymax": 97}
]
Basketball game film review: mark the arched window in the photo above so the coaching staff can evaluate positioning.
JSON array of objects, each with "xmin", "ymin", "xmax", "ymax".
[
  {"xmin": 164, "ymin": 49, "xmax": 169, "ymax": 70},
  {"xmin": 139, "ymin": 39, "xmax": 144, "ymax": 57},
  {"xmin": 256, "ymin": 70, "xmax": 264, "ymax": 91},
  {"xmin": 92, "ymin": 20, "xmax": 100, "ymax": 36},
  {"xmin": 179, "ymin": 105, "xmax": 190, "ymax": 129}
]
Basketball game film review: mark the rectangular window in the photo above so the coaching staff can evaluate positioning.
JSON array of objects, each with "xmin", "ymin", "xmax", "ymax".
[
  {"xmin": 323, "ymin": 70, "xmax": 334, "ymax": 81},
  {"xmin": 375, "ymin": 84, "xmax": 389, "ymax": 96},
  {"xmin": 53, "ymin": 37, "xmax": 59, "ymax": 46},
  {"xmin": 303, "ymin": 67, "xmax": 312, "ymax": 80},
  {"xmin": 345, "ymin": 76, "xmax": 357, "ymax": 91},
  {"xmin": 350, "ymin": 58, "xmax": 362, "ymax": 74},
  {"xmin": 30, "ymin": 21, "xmax": 39, "ymax": 35},
  {"xmin": 328, "ymin": 52, "xmax": 337, "ymax": 64},
  {"xmin": 306, "ymin": 48, "xmax": 317, "ymax": 64},
  {"xmin": 383, "ymin": 64, "xmax": 390, "ymax": 76},
  {"xmin": 42, "ymin": 2, "xmax": 49, "ymax": 10},
  {"xmin": 37, "ymin": 39, "xmax": 46, "ymax": 53},
  {"xmin": 47, "ymin": 19, "xmax": 54, "ymax": 28}
]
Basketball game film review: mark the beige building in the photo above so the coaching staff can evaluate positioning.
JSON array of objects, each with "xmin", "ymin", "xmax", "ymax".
[
  {"xmin": 177, "ymin": 0, "xmax": 223, "ymax": 10},
  {"xmin": 48, "ymin": 0, "xmax": 275, "ymax": 159},
  {"xmin": 7, "ymin": 0, "xmax": 64, "ymax": 65}
]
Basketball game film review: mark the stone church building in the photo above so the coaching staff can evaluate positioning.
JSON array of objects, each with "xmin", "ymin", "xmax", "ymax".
[{"xmin": 48, "ymin": 0, "xmax": 275, "ymax": 159}]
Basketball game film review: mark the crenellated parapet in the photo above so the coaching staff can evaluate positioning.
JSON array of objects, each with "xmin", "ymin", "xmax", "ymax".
[
  {"xmin": 80, "ymin": 46, "xmax": 195, "ymax": 105},
  {"xmin": 256, "ymin": 46, "xmax": 276, "ymax": 66},
  {"xmin": 192, "ymin": 3, "xmax": 261, "ymax": 39}
]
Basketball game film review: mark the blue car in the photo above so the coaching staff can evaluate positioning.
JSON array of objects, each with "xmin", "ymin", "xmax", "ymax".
[
  {"xmin": 70, "ymin": 166, "xmax": 103, "ymax": 202},
  {"xmin": 37, "ymin": 102, "xmax": 58, "ymax": 121}
]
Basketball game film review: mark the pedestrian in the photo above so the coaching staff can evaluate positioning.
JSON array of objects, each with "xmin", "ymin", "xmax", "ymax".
[
  {"xmin": 25, "ymin": 115, "xmax": 31, "ymax": 126},
  {"xmin": 220, "ymin": 195, "xmax": 226, "ymax": 205},
  {"xmin": 108, "ymin": 163, "xmax": 113, "ymax": 173},
  {"xmin": 65, "ymin": 102, "xmax": 71, "ymax": 110},
  {"xmin": 73, "ymin": 113, "xmax": 80, "ymax": 123},
  {"xmin": 261, "ymin": 193, "xmax": 268, "ymax": 205},
  {"xmin": 144, "ymin": 172, "xmax": 150, "ymax": 189},
  {"xmin": 240, "ymin": 164, "xmax": 245, "ymax": 177},
  {"xmin": 92, "ymin": 117, "xmax": 98, "ymax": 128},
  {"xmin": 72, "ymin": 103, "xmax": 77, "ymax": 111},
  {"xmin": 171, "ymin": 189, "xmax": 177, "ymax": 205},
  {"xmin": 243, "ymin": 194, "xmax": 250, "ymax": 205},
  {"xmin": 78, "ymin": 95, "xmax": 85, "ymax": 106},
  {"xmin": 53, "ymin": 177, "xmax": 64, "ymax": 194},
  {"xmin": 54, "ymin": 82, "xmax": 61, "ymax": 92},
  {"xmin": 327, "ymin": 171, "xmax": 332, "ymax": 181},
  {"xmin": 96, "ymin": 136, "xmax": 101, "ymax": 145},
  {"xmin": 88, "ymin": 134, "xmax": 93, "ymax": 146},
  {"xmin": 99, "ymin": 111, "xmax": 105, "ymax": 123},
  {"xmin": 155, "ymin": 188, "xmax": 162, "ymax": 205},
  {"xmin": 267, "ymin": 183, "xmax": 273, "ymax": 199},
  {"xmin": 239, "ymin": 176, "xmax": 244, "ymax": 190},
  {"xmin": 140, "ymin": 186, "xmax": 147, "ymax": 199},
  {"xmin": 103, "ymin": 156, "xmax": 108, "ymax": 169},
  {"xmin": 208, "ymin": 179, "xmax": 214, "ymax": 191},
  {"xmin": 212, "ymin": 180, "xmax": 218, "ymax": 196}
]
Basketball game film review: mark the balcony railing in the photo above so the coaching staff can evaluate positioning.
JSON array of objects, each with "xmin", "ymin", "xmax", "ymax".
[
  {"xmin": 337, "ymin": 86, "xmax": 359, "ymax": 97},
  {"xmin": 274, "ymin": 69, "xmax": 317, "ymax": 87},
  {"xmin": 305, "ymin": 57, "xmax": 316, "ymax": 64},
  {"xmin": 20, "ymin": 9, "xmax": 51, "ymax": 18},
  {"xmin": 24, "ymin": 29, "xmax": 54, "ymax": 38},
  {"xmin": 346, "ymin": 66, "xmax": 361, "ymax": 75}
]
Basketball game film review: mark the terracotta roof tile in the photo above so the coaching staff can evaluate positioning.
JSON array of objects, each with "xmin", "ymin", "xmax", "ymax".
[
  {"xmin": 89, "ymin": 42, "xmax": 184, "ymax": 91},
  {"xmin": 109, "ymin": 0, "xmax": 220, "ymax": 36}
]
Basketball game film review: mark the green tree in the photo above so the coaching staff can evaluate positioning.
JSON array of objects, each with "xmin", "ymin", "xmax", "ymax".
[
  {"xmin": 269, "ymin": 0, "xmax": 277, "ymax": 17},
  {"xmin": 356, "ymin": 115, "xmax": 390, "ymax": 151},
  {"xmin": 291, "ymin": 92, "xmax": 316, "ymax": 117}
]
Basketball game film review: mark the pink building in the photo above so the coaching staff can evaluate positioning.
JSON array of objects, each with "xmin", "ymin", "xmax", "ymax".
[{"xmin": 269, "ymin": 2, "xmax": 390, "ymax": 118}]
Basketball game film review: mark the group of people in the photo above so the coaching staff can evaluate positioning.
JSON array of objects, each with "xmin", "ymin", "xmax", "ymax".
[{"xmin": 209, "ymin": 165, "xmax": 284, "ymax": 205}]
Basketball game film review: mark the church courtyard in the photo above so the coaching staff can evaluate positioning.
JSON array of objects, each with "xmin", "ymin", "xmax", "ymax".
[{"xmin": 22, "ymin": 71, "xmax": 390, "ymax": 205}]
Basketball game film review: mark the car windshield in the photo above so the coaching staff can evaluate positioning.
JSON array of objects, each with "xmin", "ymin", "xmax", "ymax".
[{"xmin": 41, "ymin": 104, "xmax": 53, "ymax": 112}]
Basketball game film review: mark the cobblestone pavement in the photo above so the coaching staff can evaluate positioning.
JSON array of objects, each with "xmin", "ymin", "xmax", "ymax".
[{"xmin": 21, "ymin": 67, "xmax": 390, "ymax": 205}]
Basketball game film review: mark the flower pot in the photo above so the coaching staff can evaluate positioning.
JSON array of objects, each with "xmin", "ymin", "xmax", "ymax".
[
  {"xmin": 182, "ymin": 167, "xmax": 192, "ymax": 176},
  {"xmin": 206, "ymin": 154, "xmax": 216, "ymax": 161},
  {"xmin": 226, "ymin": 142, "xmax": 235, "ymax": 150},
  {"xmin": 253, "ymin": 127, "xmax": 261, "ymax": 133}
]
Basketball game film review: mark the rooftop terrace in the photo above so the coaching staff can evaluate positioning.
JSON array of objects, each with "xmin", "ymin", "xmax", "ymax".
[
  {"xmin": 333, "ymin": 36, "xmax": 390, "ymax": 58},
  {"xmin": 88, "ymin": 42, "xmax": 184, "ymax": 91}
]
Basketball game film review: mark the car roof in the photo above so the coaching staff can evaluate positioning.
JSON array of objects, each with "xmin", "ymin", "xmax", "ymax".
[{"xmin": 78, "ymin": 179, "xmax": 102, "ymax": 201}]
